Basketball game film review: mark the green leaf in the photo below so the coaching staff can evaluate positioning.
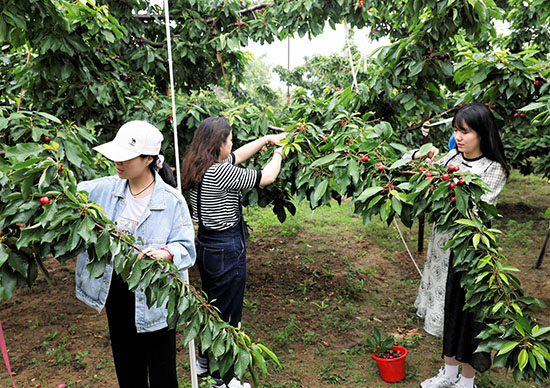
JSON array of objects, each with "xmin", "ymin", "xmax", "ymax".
[
  {"xmin": 77, "ymin": 216, "xmax": 96, "ymax": 243},
  {"xmin": 389, "ymin": 158, "xmax": 410, "ymax": 170},
  {"xmin": 348, "ymin": 160, "xmax": 359, "ymax": 185},
  {"xmin": 126, "ymin": 260, "xmax": 143, "ymax": 290},
  {"xmin": 454, "ymin": 187, "xmax": 469, "ymax": 215},
  {"xmin": 256, "ymin": 343, "xmax": 279, "ymax": 365},
  {"xmin": 212, "ymin": 332, "xmax": 227, "ymax": 358},
  {"xmin": 16, "ymin": 225, "xmax": 42, "ymax": 249},
  {"xmin": 234, "ymin": 347, "xmax": 251, "ymax": 379},
  {"xmin": 183, "ymin": 312, "xmax": 201, "ymax": 345},
  {"xmin": 312, "ymin": 179, "xmax": 329, "ymax": 204},
  {"xmin": 35, "ymin": 112, "xmax": 61, "ymax": 124},
  {"xmin": 4, "ymin": 143, "xmax": 44, "ymax": 164},
  {"xmin": 491, "ymin": 301, "xmax": 504, "ymax": 314},
  {"xmin": 356, "ymin": 186, "xmax": 384, "ymax": 202},
  {"xmin": 86, "ymin": 259, "xmax": 107, "ymax": 279},
  {"xmin": 200, "ymin": 323, "xmax": 214, "ymax": 354},
  {"xmin": 94, "ymin": 230, "xmax": 111, "ymax": 260},
  {"xmin": 532, "ymin": 326, "xmax": 550, "ymax": 338},
  {"xmin": 310, "ymin": 153, "xmax": 340, "ymax": 167},
  {"xmin": 409, "ymin": 60, "xmax": 424, "ymax": 77},
  {"xmin": 0, "ymin": 244, "xmax": 8, "ymax": 267},
  {"xmin": 418, "ymin": 143, "xmax": 434, "ymax": 157},
  {"xmin": 533, "ymin": 348, "xmax": 547, "ymax": 371},
  {"xmin": 518, "ymin": 349, "xmax": 528, "ymax": 371},
  {"xmin": 391, "ymin": 195, "xmax": 402, "ymax": 216},
  {"xmin": 455, "ymin": 219, "xmax": 477, "ymax": 227},
  {"xmin": 534, "ymin": 345, "xmax": 550, "ymax": 361},
  {"xmin": 497, "ymin": 341, "xmax": 519, "ymax": 355},
  {"xmin": 472, "ymin": 233, "xmax": 481, "ymax": 250}
]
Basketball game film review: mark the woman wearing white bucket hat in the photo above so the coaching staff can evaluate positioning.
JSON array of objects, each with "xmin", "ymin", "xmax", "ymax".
[{"xmin": 75, "ymin": 120, "xmax": 196, "ymax": 388}]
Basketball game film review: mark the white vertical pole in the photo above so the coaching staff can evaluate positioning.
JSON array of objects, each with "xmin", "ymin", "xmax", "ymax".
[
  {"xmin": 287, "ymin": 36, "xmax": 290, "ymax": 104},
  {"xmin": 343, "ymin": 20, "xmax": 358, "ymax": 92},
  {"xmin": 163, "ymin": 2, "xmax": 199, "ymax": 388}
]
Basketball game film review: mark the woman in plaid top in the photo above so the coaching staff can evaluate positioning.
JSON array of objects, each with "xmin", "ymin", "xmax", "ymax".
[{"xmin": 408, "ymin": 103, "xmax": 509, "ymax": 388}]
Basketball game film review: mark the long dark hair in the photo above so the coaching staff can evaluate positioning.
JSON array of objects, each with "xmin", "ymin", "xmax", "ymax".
[
  {"xmin": 140, "ymin": 155, "xmax": 177, "ymax": 188},
  {"xmin": 452, "ymin": 102, "xmax": 510, "ymax": 177},
  {"xmin": 181, "ymin": 116, "xmax": 232, "ymax": 192}
]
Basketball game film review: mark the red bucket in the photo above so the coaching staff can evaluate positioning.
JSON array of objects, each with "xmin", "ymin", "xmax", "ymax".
[{"xmin": 371, "ymin": 345, "xmax": 408, "ymax": 382}]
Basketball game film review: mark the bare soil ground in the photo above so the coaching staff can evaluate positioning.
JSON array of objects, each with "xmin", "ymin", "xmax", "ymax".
[{"xmin": 1, "ymin": 176, "xmax": 550, "ymax": 388}]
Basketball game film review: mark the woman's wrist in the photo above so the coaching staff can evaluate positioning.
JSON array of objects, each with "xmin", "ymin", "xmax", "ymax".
[{"xmin": 160, "ymin": 248, "xmax": 172, "ymax": 261}]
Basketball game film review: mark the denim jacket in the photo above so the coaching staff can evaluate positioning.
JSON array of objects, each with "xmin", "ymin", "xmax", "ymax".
[{"xmin": 75, "ymin": 173, "xmax": 196, "ymax": 332}]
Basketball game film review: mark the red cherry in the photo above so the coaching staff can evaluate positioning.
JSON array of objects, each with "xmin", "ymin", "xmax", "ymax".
[
  {"xmin": 451, "ymin": 197, "xmax": 456, "ymax": 203},
  {"xmin": 448, "ymin": 165, "xmax": 455, "ymax": 172},
  {"xmin": 340, "ymin": 120, "xmax": 345, "ymax": 126},
  {"xmin": 40, "ymin": 196, "xmax": 51, "ymax": 205},
  {"xmin": 377, "ymin": 165, "xmax": 385, "ymax": 171},
  {"xmin": 449, "ymin": 182, "xmax": 456, "ymax": 189},
  {"xmin": 425, "ymin": 172, "xmax": 433, "ymax": 178},
  {"xmin": 535, "ymin": 80, "xmax": 541, "ymax": 86},
  {"xmin": 520, "ymin": 113, "xmax": 526, "ymax": 118},
  {"xmin": 44, "ymin": 136, "xmax": 50, "ymax": 142},
  {"xmin": 2, "ymin": 132, "xmax": 6, "ymax": 137},
  {"xmin": 429, "ymin": 186, "xmax": 434, "ymax": 191},
  {"xmin": 454, "ymin": 166, "xmax": 460, "ymax": 172},
  {"xmin": 418, "ymin": 166, "xmax": 425, "ymax": 172},
  {"xmin": 457, "ymin": 179, "xmax": 464, "ymax": 185},
  {"xmin": 361, "ymin": 155, "xmax": 369, "ymax": 162},
  {"xmin": 514, "ymin": 113, "xmax": 519, "ymax": 117},
  {"xmin": 441, "ymin": 173, "xmax": 450, "ymax": 181}
]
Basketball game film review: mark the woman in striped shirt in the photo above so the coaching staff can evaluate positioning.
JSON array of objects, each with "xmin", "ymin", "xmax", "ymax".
[{"xmin": 182, "ymin": 116, "xmax": 286, "ymax": 388}]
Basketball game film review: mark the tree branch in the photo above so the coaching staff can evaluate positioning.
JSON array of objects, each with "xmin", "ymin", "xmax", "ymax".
[
  {"xmin": 134, "ymin": 3, "xmax": 272, "ymax": 23},
  {"xmin": 140, "ymin": 36, "xmax": 164, "ymax": 48},
  {"xmin": 93, "ymin": 222, "xmax": 222, "ymax": 321},
  {"xmin": 405, "ymin": 106, "xmax": 459, "ymax": 132}
]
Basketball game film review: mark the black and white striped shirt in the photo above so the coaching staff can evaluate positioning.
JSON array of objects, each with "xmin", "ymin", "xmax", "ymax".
[{"xmin": 190, "ymin": 153, "xmax": 262, "ymax": 230}]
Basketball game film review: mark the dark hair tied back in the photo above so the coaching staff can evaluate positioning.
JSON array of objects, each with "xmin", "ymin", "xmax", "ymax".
[{"xmin": 141, "ymin": 155, "xmax": 177, "ymax": 188}]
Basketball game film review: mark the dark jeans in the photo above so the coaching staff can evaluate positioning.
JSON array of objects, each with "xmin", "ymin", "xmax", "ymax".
[
  {"xmin": 196, "ymin": 222, "xmax": 247, "ymax": 382},
  {"xmin": 105, "ymin": 273, "xmax": 178, "ymax": 388}
]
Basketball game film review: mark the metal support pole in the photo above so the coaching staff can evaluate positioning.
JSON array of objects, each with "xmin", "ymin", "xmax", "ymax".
[
  {"xmin": 535, "ymin": 226, "xmax": 550, "ymax": 269},
  {"xmin": 287, "ymin": 36, "xmax": 290, "ymax": 105},
  {"xmin": 163, "ymin": 2, "xmax": 198, "ymax": 387}
]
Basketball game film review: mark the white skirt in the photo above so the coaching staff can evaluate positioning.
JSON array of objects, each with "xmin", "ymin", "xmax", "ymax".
[{"xmin": 414, "ymin": 226, "xmax": 454, "ymax": 338}]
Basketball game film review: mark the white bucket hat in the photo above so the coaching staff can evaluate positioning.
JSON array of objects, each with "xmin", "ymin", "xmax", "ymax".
[{"xmin": 93, "ymin": 121, "xmax": 164, "ymax": 162}]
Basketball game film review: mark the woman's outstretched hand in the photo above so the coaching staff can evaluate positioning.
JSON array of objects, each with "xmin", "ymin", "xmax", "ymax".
[
  {"xmin": 138, "ymin": 247, "xmax": 171, "ymax": 261},
  {"xmin": 265, "ymin": 132, "xmax": 287, "ymax": 146},
  {"xmin": 419, "ymin": 146, "xmax": 439, "ymax": 163}
]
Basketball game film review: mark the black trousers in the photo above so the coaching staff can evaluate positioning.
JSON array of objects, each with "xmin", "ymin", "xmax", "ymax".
[
  {"xmin": 442, "ymin": 255, "xmax": 491, "ymax": 373},
  {"xmin": 105, "ymin": 273, "xmax": 178, "ymax": 388},
  {"xmin": 196, "ymin": 221, "xmax": 247, "ymax": 384}
]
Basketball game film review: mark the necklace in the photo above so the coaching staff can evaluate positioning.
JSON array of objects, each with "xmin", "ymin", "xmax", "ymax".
[{"xmin": 129, "ymin": 179, "xmax": 155, "ymax": 198}]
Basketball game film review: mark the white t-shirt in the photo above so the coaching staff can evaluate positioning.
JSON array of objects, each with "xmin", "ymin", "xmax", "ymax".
[{"xmin": 115, "ymin": 186, "xmax": 150, "ymax": 236}]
